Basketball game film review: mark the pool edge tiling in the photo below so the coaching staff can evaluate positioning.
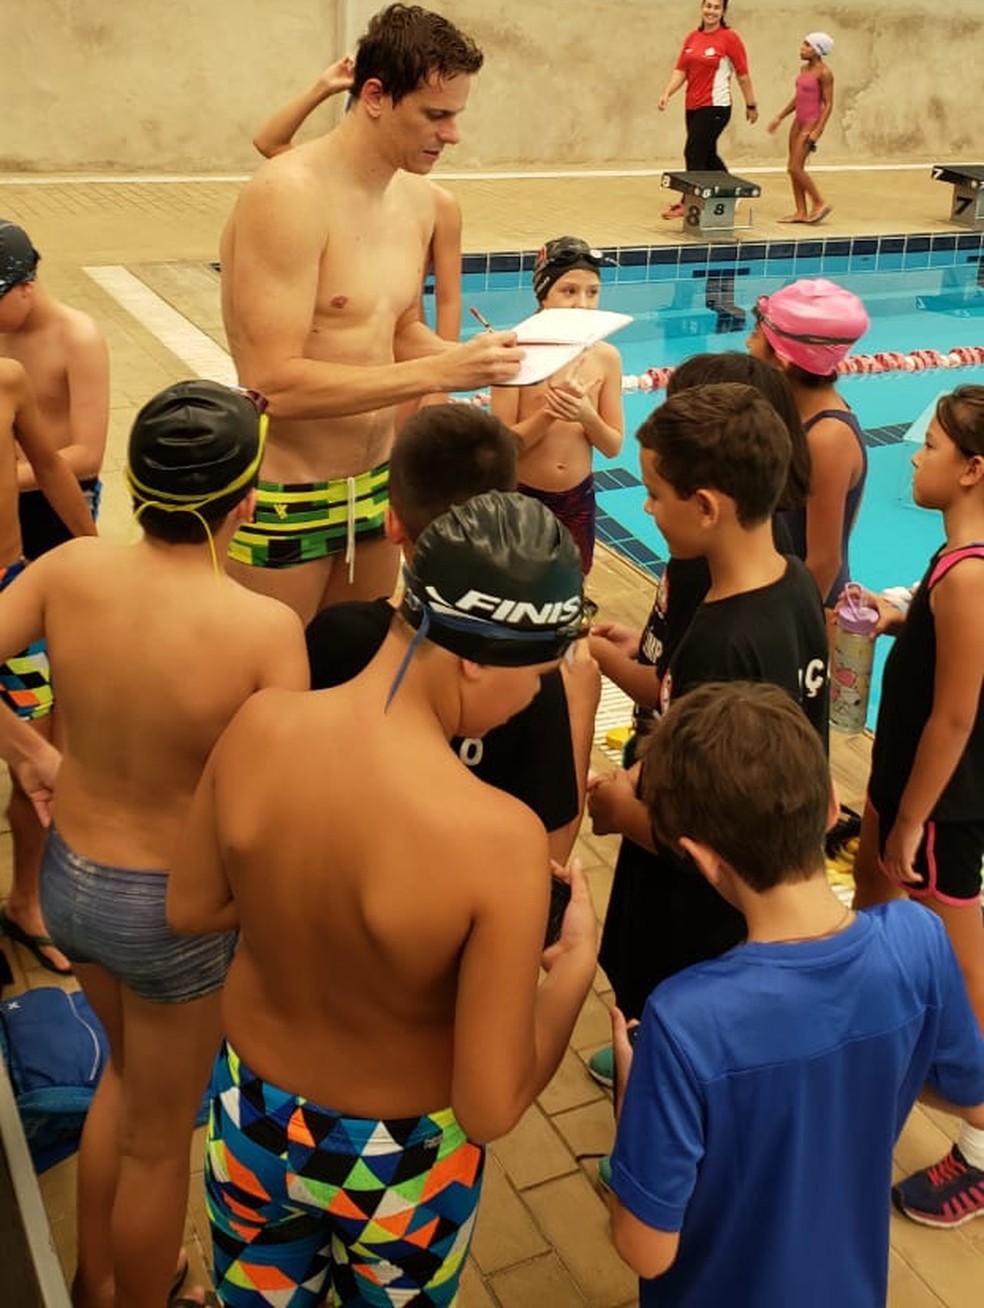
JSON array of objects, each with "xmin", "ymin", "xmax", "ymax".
[{"xmin": 458, "ymin": 230, "xmax": 984, "ymax": 288}]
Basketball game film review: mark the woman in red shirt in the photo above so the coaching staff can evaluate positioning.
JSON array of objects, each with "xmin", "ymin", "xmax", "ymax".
[{"xmin": 658, "ymin": 0, "xmax": 758, "ymax": 220}]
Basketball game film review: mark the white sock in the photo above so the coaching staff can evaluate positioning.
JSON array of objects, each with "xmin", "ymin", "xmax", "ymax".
[{"xmin": 957, "ymin": 1122, "xmax": 984, "ymax": 1169}]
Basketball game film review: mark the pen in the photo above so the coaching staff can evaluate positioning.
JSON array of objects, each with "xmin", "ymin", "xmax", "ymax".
[{"xmin": 469, "ymin": 306, "xmax": 495, "ymax": 332}]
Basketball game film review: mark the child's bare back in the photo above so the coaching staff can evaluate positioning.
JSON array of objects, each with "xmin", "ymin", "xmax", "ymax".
[
  {"xmin": 33, "ymin": 535, "xmax": 306, "ymax": 867},
  {"xmin": 204, "ymin": 659, "xmax": 551, "ymax": 1123},
  {"xmin": 171, "ymin": 492, "xmax": 599, "ymax": 1154}
]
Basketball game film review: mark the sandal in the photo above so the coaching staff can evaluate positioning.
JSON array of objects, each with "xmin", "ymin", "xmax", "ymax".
[{"xmin": 0, "ymin": 909, "xmax": 73, "ymax": 976}]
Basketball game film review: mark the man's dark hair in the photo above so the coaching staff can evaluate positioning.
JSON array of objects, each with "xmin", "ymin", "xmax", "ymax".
[
  {"xmin": 642, "ymin": 681, "xmax": 829, "ymax": 892},
  {"xmin": 352, "ymin": 4, "xmax": 483, "ymax": 104},
  {"xmin": 388, "ymin": 404, "xmax": 519, "ymax": 540},
  {"xmin": 668, "ymin": 351, "xmax": 810, "ymax": 512},
  {"xmin": 637, "ymin": 382, "xmax": 791, "ymax": 526}
]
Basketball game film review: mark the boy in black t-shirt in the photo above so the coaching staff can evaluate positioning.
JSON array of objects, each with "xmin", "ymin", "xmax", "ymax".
[
  {"xmin": 590, "ymin": 382, "xmax": 829, "ymax": 1024},
  {"xmin": 305, "ymin": 403, "xmax": 599, "ymax": 864}
]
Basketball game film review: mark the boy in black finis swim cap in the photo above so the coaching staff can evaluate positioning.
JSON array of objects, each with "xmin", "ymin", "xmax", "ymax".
[
  {"xmin": 391, "ymin": 490, "xmax": 587, "ymax": 700},
  {"xmin": 305, "ymin": 403, "xmax": 600, "ymax": 867},
  {"xmin": 0, "ymin": 378, "xmax": 309, "ymax": 1308},
  {"xmin": 170, "ymin": 489, "xmax": 599, "ymax": 1308}
]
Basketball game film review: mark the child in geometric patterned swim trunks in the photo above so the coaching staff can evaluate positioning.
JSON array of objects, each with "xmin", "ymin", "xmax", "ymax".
[
  {"xmin": 207, "ymin": 1044, "xmax": 484, "ymax": 1307},
  {"xmin": 170, "ymin": 492, "xmax": 599, "ymax": 1307},
  {"xmin": 0, "ymin": 560, "xmax": 53, "ymax": 718},
  {"xmin": 0, "ymin": 336, "xmax": 96, "ymax": 977},
  {"xmin": 0, "ymin": 381, "xmax": 308, "ymax": 1308}
]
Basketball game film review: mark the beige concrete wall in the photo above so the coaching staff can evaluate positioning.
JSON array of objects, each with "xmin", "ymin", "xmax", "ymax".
[
  {"xmin": 0, "ymin": 0, "xmax": 341, "ymax": 173},
  {"xmin": 1, "ymin": 1, "xmax": 979, "ymax": 174}
]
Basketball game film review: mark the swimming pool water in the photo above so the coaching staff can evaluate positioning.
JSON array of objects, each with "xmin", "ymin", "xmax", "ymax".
[{"xmin": 449, "ymin": 233, "xmax": 984, "ymax": 724}]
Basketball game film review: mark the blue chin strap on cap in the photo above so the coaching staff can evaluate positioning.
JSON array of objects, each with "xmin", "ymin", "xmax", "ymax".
[
  {"xmin": 385, "ymin": 600, "xmax": 432, "ymax": 711},
  {"xmin": 384, "ymin": 488, "xmax": 586, "ymax": 710}
]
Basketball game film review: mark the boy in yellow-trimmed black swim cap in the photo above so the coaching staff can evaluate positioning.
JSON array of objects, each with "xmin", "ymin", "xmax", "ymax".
[{"xmin": 0, "ymin": 379, "xmax": 309, "ymax": 1308}]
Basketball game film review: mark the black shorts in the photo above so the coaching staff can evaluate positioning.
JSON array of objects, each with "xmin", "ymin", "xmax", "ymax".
[
  {"xmin": 19, "ymin": 478, "xmax": 101, "ymax": 559},
  {"xmin": 872, "ymin": 800, "xmax": 984, "ymax": 905}
]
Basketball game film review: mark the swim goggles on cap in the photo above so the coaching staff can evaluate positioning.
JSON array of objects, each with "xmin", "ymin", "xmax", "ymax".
[
  {"xmin": 126, "ymin": 387, "xmax": 269, "ymax": 574},
  {"xmin": 532, "ymin": 239, "xmax": 613, "ymax": 300},
  {"xmin": 536, "ymin": 239, "xmax": 607, "ymax": 271},
  {"xmin": 753, "ymin": 298, "xmax": 859, "ymax": 348}
]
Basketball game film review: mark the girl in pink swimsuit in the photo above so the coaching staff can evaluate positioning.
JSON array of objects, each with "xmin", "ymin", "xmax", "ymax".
[{"xmin": 768, "ymin": 32, "xmax": 835, "ymax": 224}]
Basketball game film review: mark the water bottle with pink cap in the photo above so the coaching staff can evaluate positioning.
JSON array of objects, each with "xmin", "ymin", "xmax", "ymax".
[{"xmin": 830, "ymin": 583, "xmax": 878, "ymax": 732}]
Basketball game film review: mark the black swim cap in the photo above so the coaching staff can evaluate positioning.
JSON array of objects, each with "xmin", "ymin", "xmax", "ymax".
[
  {"xmin": 126, "ymin": 380, "xmax": 267, "ymax": 509},
  {"xmin": 532, "ymin": 236, "xmax": 610, "ymax": 302},
  {"xmin": 399, "ymin": 491, "xmax": 585, "ymax": 666},
  {"xmin": 0, "ymin": 221, "xmax": 40, "ymax": 297}
]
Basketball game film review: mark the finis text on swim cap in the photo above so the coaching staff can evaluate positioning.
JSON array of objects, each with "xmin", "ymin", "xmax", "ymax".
[{"xmin": 424, "ymin": 586, "xmax": 583, "ymax": 627}]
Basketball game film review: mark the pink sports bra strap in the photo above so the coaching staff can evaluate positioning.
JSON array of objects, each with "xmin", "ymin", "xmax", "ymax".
[{"xmin": 928, "ymin": 542, "xmax": 984, "ymax": 590}]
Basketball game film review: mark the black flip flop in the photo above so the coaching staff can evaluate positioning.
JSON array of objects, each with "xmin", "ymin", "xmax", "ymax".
[{"xmin": 0, "ymin": 910, "xmax": 73, "ymax": 976}]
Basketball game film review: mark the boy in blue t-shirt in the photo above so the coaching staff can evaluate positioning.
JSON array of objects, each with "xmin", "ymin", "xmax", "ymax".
[{"xmin": 607, "ymin": 682, "xmax": 984, "ymax": 1308}]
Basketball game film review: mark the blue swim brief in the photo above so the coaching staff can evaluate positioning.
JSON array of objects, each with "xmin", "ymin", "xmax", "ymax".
[{"xmin": 40, "ymin": 825, "xmax": 236, "ymax": 1003}]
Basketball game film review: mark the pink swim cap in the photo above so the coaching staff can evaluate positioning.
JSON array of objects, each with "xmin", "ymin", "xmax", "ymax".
[{"xmin": 755, "ymin": 279, "xmax": 869, "ymax": 374}]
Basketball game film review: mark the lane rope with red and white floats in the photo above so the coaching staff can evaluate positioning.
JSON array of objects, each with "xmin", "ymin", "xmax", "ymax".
[
  {"xmin": 622, "ymin": 345, "xmax": 984, "ymax": 393},
  {"xmin": 453, "ymin": 346, "xmax": 984, "ymax": 406}
]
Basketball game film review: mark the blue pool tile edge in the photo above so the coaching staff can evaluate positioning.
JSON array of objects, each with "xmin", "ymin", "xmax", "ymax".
[{"xmin": 457, "ymin": 231, "xmax": 984, "ymax": 287}]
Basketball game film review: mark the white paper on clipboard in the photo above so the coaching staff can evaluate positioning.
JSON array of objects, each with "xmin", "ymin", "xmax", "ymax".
[{"xmin": 497, "ymin": 308, "xmax": 633, "ymax": 386}]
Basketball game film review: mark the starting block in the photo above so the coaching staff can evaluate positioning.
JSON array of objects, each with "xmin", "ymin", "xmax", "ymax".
[
  {"xmin": 931, "ymin": 163, "xmax": 984, "ymax": 230},
  {"xmin": 661, "ymin": 170, "xmax": 761, "ymax": 238}
]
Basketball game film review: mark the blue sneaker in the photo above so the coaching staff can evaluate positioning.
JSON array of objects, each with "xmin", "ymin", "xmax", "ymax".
[
  {"xmin": 598, "ymin": 1154, "xmax": 613, "ymax": 1190},
  {"xmin": 587, "ymin": 1044, "xmax": 614, "ymax": 1089},
  {"xmin": 892, "ymin": 1146, "xmax": 984, "ymax": 1227}
]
